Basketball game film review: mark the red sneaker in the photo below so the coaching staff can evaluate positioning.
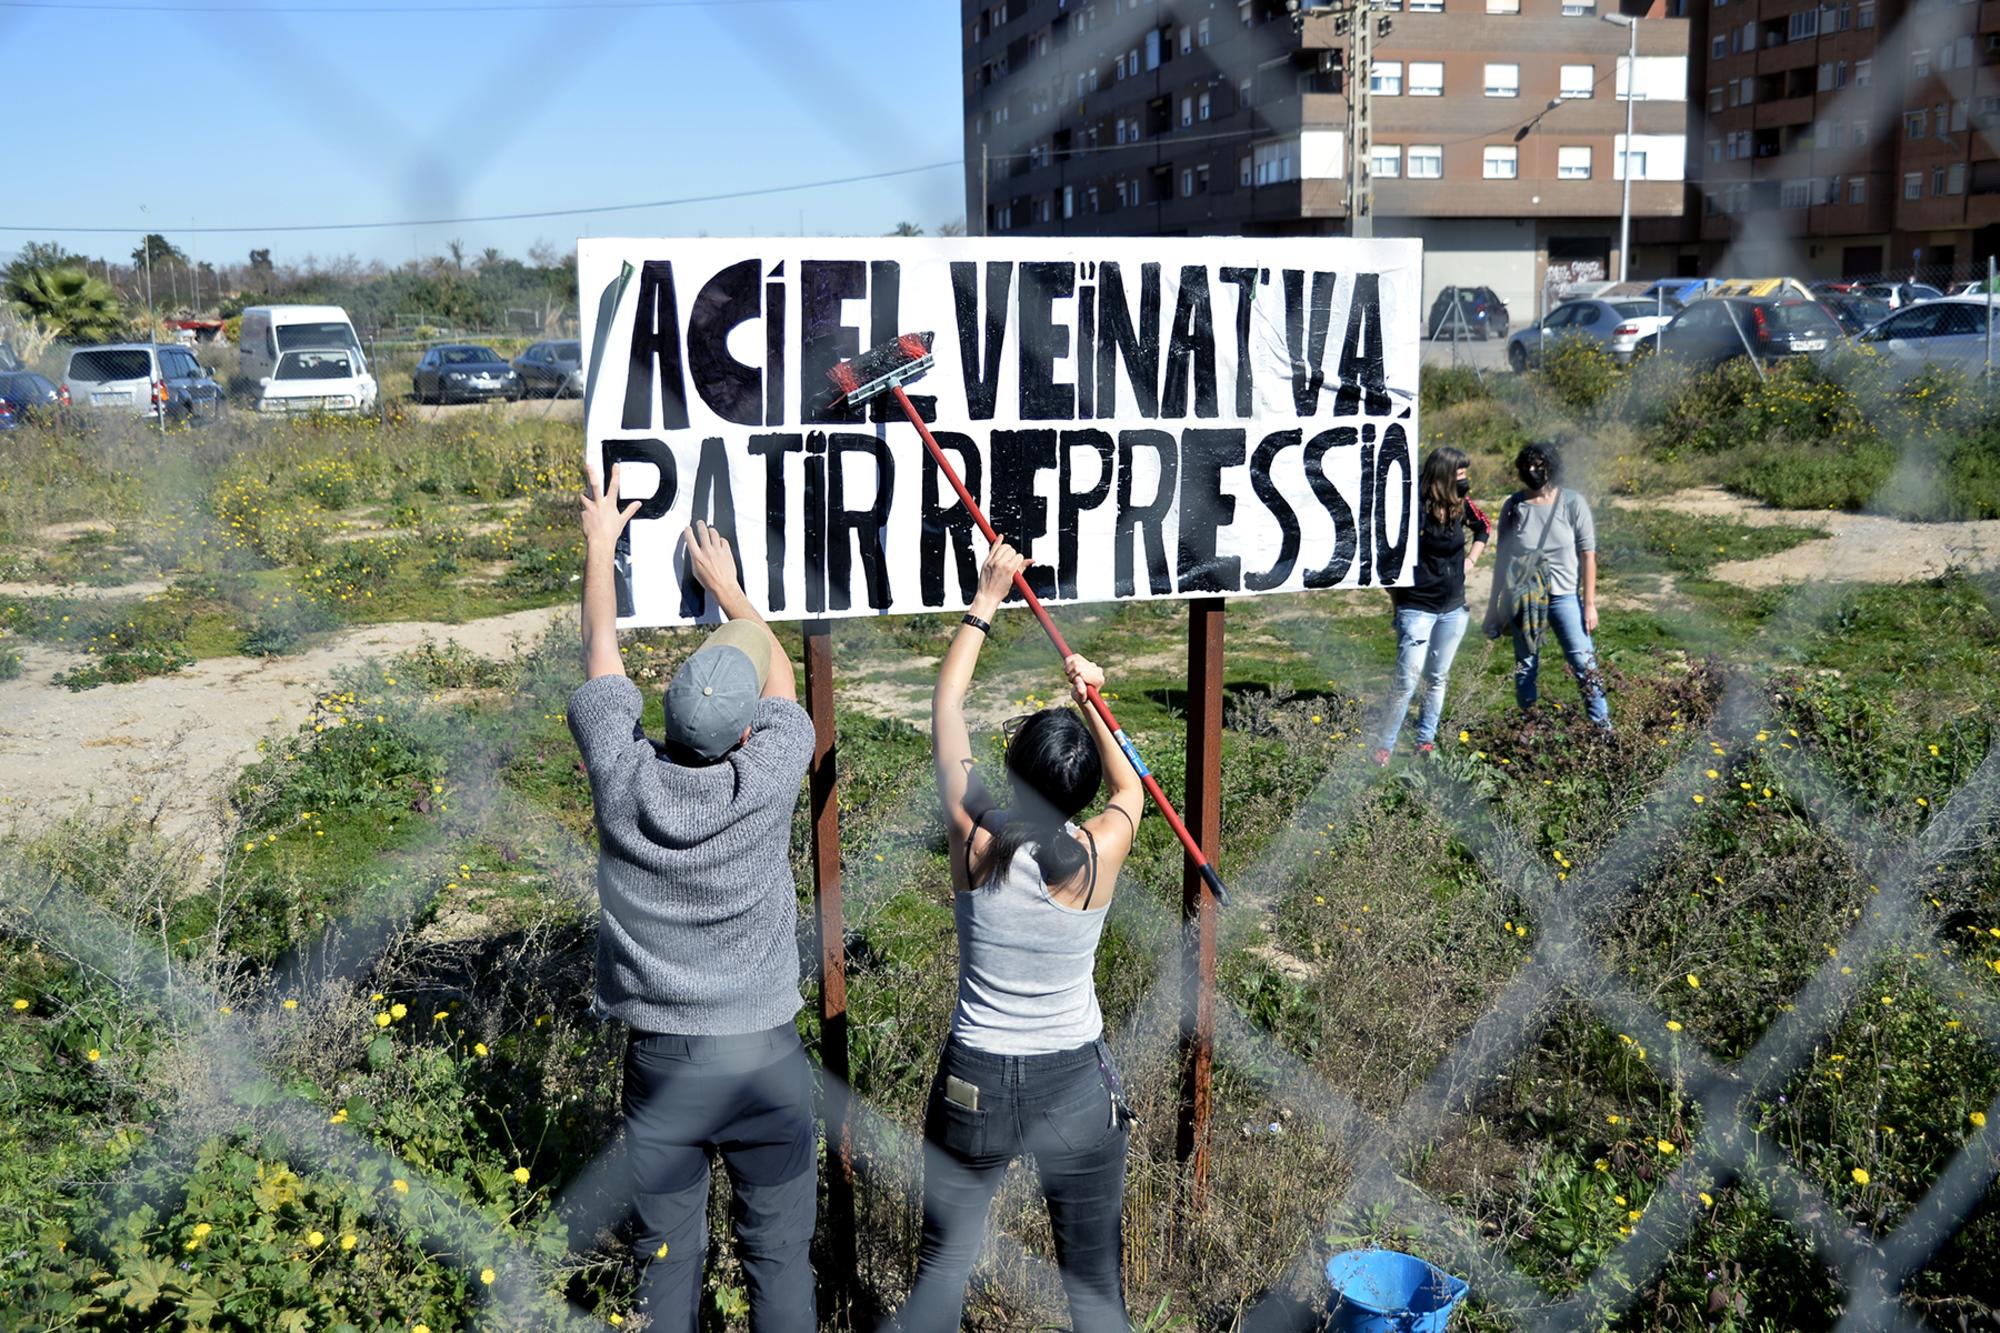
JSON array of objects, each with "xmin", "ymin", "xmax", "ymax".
[
  {"xmin": 1416, "ymin": 742, "xmax": 1436, "ymax": 757},
  {"xmin": 1371, "ymin": 748, "xmax": 1392, "ymax": 766}
]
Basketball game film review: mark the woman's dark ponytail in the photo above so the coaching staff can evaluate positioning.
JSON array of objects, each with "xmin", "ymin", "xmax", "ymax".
[{"xmin": 974, "ymin": 708, "xmax": 1103, "ymax": 889}]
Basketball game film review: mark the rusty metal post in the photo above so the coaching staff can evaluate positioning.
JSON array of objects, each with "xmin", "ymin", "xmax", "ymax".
[
  {"xmin": 802, "ymin": 619, "xmax": 856, "ymax": 1316},
  {"xmin": 1176, "ymin": 597, "xmax": 1224, "ymax": 1209}
]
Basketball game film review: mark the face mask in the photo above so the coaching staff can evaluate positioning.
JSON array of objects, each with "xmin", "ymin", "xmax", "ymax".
[
  {"xmin": 1523, "ymin": 464, "xmax": 1549, "ymax": 488},
  {"xmin": 1454, "ymin": 477, "xmax": 1471, "ymax": 497}
]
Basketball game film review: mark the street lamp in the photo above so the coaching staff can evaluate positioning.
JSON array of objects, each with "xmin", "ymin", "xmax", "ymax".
[{"xmin": 1602, "ymin": 12, "xmax": 1638, "ymax": 283}]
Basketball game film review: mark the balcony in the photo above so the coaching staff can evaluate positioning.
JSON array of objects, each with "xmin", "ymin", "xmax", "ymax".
[
  {"xmin": 1756, "ymin": 37, "xmax": 1820, "ymax": 74},
  {"xmin": 1754, "ymin": 94, "xmax": 1817, "ymax": 129}
]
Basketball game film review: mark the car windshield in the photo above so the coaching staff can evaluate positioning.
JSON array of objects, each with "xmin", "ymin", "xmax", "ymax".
[
  {"xmin": 69, "ymin": 349, "xmax": 151, "ymax": 382},
  {"xmin": 554, "ymin": 342, "xmax": 581, "ymax": 361},
  {"xmin": 440, "ymin": 347, "xmax": 502, "ymax": 366},
  {"xmin": 276, "ymin": 321, "xmax": 361, "ymax": 353},
  {"xmin": 276, "ymin": 350, "xmax": 356, "ymax": 381}
]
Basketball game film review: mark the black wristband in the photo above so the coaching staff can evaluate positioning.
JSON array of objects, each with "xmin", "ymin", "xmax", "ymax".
[{"xmin": 961, "ymin": 613, "xmax": 991, "ymax": 634}]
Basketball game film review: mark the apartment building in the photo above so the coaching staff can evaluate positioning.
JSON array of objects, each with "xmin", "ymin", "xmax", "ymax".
[
  {"xmin": 1682, "ymin": 0, "xmax": 2000, "ymax": 281},
  {"xmin": 962, "ymin": 0, "xmax": 1691, "ymax": 320}
]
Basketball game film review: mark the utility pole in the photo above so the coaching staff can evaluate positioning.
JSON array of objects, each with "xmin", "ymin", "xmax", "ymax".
[
  {"xmin": 1291, "ymin": 0, "xmax": 1392, "ymax": 239},
  {"xmin": 981, "ymin": 142, "xmax": 991, "ymax": 237},
  {"xmin": 1604, "ymin": 12, "xmax": 1638, "ymax": 282}
]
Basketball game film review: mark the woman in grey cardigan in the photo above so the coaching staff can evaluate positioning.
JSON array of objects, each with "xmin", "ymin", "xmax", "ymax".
[{"xmin": 1483, "ymin": 443, "xmax": 1611, "ymax": 731}]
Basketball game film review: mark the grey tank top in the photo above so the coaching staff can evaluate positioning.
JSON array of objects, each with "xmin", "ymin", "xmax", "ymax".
[{"xmin": 951, "ymin": 818, "xmax": 1110, "ymax": 1055}]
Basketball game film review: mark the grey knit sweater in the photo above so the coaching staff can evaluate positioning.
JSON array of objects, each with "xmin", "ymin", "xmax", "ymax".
[{"xmin": 566, "ymin": 674, "xmax": 814, "ymax": 1035}]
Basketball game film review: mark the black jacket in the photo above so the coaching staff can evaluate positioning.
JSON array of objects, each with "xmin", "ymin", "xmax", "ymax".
[{"xmin": 1390, "ymin": 497, "xmax": 1491, "ymax": 614}]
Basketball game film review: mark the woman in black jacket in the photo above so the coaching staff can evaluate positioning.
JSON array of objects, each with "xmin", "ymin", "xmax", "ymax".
[{"xmin": 1374, "ymin": 445, "xmax": 1489, "ymax": 762}]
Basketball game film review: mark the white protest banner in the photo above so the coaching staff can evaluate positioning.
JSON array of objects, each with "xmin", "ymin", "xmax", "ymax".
[{"xmin": 579, "ymin": 237, "xmax": 1421, "ymax": 628}]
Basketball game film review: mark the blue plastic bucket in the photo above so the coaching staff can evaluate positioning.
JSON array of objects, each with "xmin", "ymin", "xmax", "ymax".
[{"xmin": 1324, "ymin": 1249, "xmax": 1468, "ymax": 1333}]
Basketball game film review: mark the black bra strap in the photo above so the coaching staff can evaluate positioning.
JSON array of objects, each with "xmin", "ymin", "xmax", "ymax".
[{"xmin": 1078, "ymin": 825, "xmax": 1101, "ymax": 911}]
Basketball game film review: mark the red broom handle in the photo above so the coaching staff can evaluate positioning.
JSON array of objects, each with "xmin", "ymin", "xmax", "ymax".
[{"xmin": 889, "ymin": 386, "xmax": 1231, "ymax": 905}]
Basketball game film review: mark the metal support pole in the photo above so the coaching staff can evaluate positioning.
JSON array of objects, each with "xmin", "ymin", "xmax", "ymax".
[
  {"xmin": 1349, "ymin": 6, "xmax": 1374, "ymax": 239},
  {"xmin": 1986, "ymin": 254, "xmax": 1994, "ymax": 388},
  {"xmin": 1176, "ymin": 597, "xmax": 1224, "ymax": 1210},
  {"xmin": 981, "ymin": 142, "xmax": 990, "ymax": 238},
  {"xmin": 803, "ymin": 621, "xmax": 856, "ymax": 1317},
  {"xmin": 1617, "ymin": 18, "xmax": 1636, "ymax": 283}
]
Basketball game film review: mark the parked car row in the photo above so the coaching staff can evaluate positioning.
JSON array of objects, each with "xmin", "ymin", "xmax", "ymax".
[{"xmin": 1501, "ymin": 272, "xmax": 2000, "ymax": 377}]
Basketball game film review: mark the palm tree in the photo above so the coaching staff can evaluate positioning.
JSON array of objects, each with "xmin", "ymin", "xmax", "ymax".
[
  {"xmin": 887, "ymin": 221, "xmax": 924, "ymax": 237},
  {"xmin": 4, "ymin": 265, "xmax": 128, "ymax": 343}
]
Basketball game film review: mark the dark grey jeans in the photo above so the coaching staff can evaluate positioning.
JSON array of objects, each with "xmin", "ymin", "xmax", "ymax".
[
  {"xmin": 623, "ymin": 1023, "xmax": 817, "ymax": 1333},
  {"xmin": 893, "ymin": 1038, "xmax": 1132, "ymax": 1333}
]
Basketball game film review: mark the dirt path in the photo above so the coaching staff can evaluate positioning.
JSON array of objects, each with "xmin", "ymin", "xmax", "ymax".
[
  {"xmin": 0, "ymin": 606, "xmax": 566, "ymax": 848},
  {"xmin": 1619, "ymin": 486, "xmax": 2000, "ymax": 587}
]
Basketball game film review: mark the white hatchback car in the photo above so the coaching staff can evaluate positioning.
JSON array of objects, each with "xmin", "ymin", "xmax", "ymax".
[{"xmin": 253, "ymin": 347, "xmax": 380, "ymax": 415}]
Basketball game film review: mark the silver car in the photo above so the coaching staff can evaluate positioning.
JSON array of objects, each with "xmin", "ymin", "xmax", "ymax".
[
  {"xmin": 1853, "ymin": 297, "xmax": 2000, "ymax": 373},
  {"xmin": 63, "ymin": 343, "xmax": 224, "ymax": 423},
  {"xmin": 1507, "ymin": 298, "xmax": 1678, "ymax": 372},
  {"xmin": 512, "ymin": 339, "xmax": 583, "ymax": 397}
]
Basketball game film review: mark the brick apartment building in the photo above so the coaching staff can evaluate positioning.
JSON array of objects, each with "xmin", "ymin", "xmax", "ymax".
[
  {"xmin": 1677, "ymin": 0, "xmax": 2000, "ymax": 283},
  {"xmin": 962, "ymin": 0, "xmax": 1691, "ymax": 321}
]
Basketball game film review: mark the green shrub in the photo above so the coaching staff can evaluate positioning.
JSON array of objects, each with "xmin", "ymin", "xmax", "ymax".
[
  {"xmin": 1540, "ymin": 336, "xmax": 1623, "ymax": 414},
  {"xmin": 1421, "ymin": 364, "xmax": 1488, "ymax": 412},
  {"xmin": 241, "ymin": 596, "xmax": 341, "ymax": 657}
]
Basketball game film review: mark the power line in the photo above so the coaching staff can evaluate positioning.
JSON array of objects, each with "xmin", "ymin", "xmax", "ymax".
[
  {"xmin": 0, "ymin": 0, "xmax": 839, "ymax": 12},
  {"xmin": 0, "ymin": 161, "xmax": 961, "ymax": 236}
]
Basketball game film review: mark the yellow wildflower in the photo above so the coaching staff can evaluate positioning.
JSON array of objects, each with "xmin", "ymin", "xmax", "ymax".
[
  {"xmin": 481, "ymin": 1268, "xmax": 496, "ymax": 1285},
  {"xmin": 392, "ymin": 1178, "xmax": 409, "ymax": 1195},
  {"xmin": 1851, "ymin": 1167, "xmax": 1870, "ymax": 1186},
  {"xmin": 513, "ymin": 1166, "xmax": 531, "ymax": 1185},
  {"xmin": 308, "ymin": 1230, "xmax": 325, "ymax": 1247}
]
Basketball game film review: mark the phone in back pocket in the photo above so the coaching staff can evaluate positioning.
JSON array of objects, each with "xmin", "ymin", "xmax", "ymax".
[{"xmin": 944, "ymin": 1074, "xmax": 981, "ymax": 1111}]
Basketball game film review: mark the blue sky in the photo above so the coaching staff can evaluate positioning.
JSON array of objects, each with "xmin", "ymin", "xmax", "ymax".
[{"xmin": 0, "ymin": 0, "xmax": 966, "ymax": 269}]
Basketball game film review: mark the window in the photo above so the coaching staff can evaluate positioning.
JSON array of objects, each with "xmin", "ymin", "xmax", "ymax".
[
  {"xmin": 1849, "ymin": 176, "xmax": 1866, "ymax": 203},
  {"xmin": 1239, "ymin": 76, "xmax": 1253, "ymax": 107},
  {"xmin": 1934, "ymin": 166, "xmax": 1947, "ymax": 195},
  {"xmin": 1239, "ymin": 154, "xmax": 1252, "ymax": 186},
  {"xmin": 1239, "ymin": 0, "xmax": 1252, "ymax": 24},
  {"xmin": 1913, "ymin": 49, "xmax": 1931, "ymax": 76},
  {"xmin": 1196, "ymin": 16, "xmax": 1210, "ymax": 44},
  {"xmin": 1949, "ymin": 162, "xmax": 1968, "ymax": 194},
  {"xmin": 1908, "ymin": 110, "xmax": 1927, "ymax": 139},
  {"xmin": 1853, "ymin": 118, "xmax": 1870, "ymax": 144},
  {"xmin": 1780, "ymin": 178, "xmax": 1814, "ymax": 207},
  {"xmin": 1198, "ymin": 92, "xmax": 1211, "ymax": 120},
  {"xmin": 1115, "ymin": 52, "xmax": 1126, "ymax": 79},
  {"xmin": 1616, "ymin": 149, "xmax": 1647, "ymax": 179},
  {"xmin": 1956, "ymin": 100, "xmax": 1971, "ymax": 132},
  {"xmin": 1485, "ymin": 63, "xmax": 1520, "ymax": 96},
  {"xmin": 1708, "ymin": 86, "xmax": 1724, "ymax": 112},
  {"xmin": 1711, "ymin": 34, "xmax": 1727, "ymax": 58},
  {"xmin": 1195, "ymin": 163, "xmax": 1210, "ymax": 194},
  {"xmin": 1560, "ymin": 64, "xmax": 1594, "ymax": 99},
  {"xmin": 1180, "ymin": 23, "xmax": 1192, "ymax": 52},
  {"xmin": 1858, "ymin": 0, "xmax": 1873, "ymax": 24},
  {"xmin": 1487, "ymin": 0, "xmax": 1519, "ymax": 11},
  {"xmin": 1372, "ymin": 145, "xmax": 1403, "ymax": 177},
  {"xmin": 1181, "ymin": 96, "xmax": 1193, "ymax": 127},
  {"xmin": 1558, "ymin": 145, "xmax": 1592, "ymax": 178},
  {"xmin": 1941, "ymin": 38, "xmax": 1958, "ymax": 71},
  {"xmin": 1707, "ymin": 137, "xmax": 1722, "ymax": 161},
  {"xmin": 1408, "ymin": 144, "xmax": 1443, "ymax": 178},
  {"xmin": 1855, "ymin": 58, "xmax": 1871, "ymax": 87},
  {"xmin": 1063, "ymin": 185, "xmax": 1075, "ymax": 217},
  {"xmin": 1373, "ymin": 60, "xmax": 1404, "ymax": 95},
  {"xmin": 1410, "ymin": 61, "xmax": 1444, "ymax": 96},
  {"xmin": 1905, "ymin": 171, "xmax": 1923, "ymax": 200},
  {"xmin": 1788, "ymin": 9, "xmax": 1818, "ymax": 38},
  {"xmin": 1253, "ymin": 139, "xmax": 1297, "ymax": 184},
  {"xmin": 1955, "ymin": 34, "xmax": 1973, "ymax": 67},
  {"xmin": 1483, "ymin": 145, "xmax": 1518, "ymax": 177},
  {"xmin": 1145, "ymin": 29, "xmax": 1160, "ymax": 68},
  {"xmin": 1410, "ymin": 0, "xmax": 1442, "ymax": 10},
  {"xmin": 1562, "ymin": 0, "xmax": 1595, "ymax": 13},
  {"xmin": 1181, "ymin": 167, "xmax": 1194, "ymax": 197}
]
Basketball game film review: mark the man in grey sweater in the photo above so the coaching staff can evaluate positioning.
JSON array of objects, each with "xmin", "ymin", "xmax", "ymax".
[{"xmin": 569, "ymin": 465, "xmax": 817, "ymax": 1332}]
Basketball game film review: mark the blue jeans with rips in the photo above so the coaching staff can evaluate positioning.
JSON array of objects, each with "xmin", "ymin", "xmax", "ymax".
[
  {"xmin": 1511, "ymin": 592, "xmax": 1611, "ymax": 728},
  {"xmin": 1378, "ymin": 604, "xmax": 1470, "ymax": 750}
]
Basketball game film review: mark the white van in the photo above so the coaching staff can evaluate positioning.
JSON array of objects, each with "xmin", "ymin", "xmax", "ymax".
[{"xmin": 238, "ymin": 304, "xmax": 378, "ymax": 414}]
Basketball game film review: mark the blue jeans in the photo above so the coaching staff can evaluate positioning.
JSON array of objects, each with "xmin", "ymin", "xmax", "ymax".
[
  {"xmin": 623, "ymin": 1024, "xmax": 818, "ymax": 1333},
  {"xmin": 1512, "ymin": 592, "xmax": 1611, "ymax": 727},
  {"xmin": 1378, "ymin": 604, "xmax": 1469, "ymax": 750},
  {"xmin": 894, "ymin": 1039, "xmax": 1131, "ymax": 1333}
]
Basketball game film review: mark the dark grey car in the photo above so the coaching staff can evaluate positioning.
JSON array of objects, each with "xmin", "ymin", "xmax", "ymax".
[
  {"xmin": 512, "ymin": 340, "xmax": 582, "ymax": 397},
  {"xmin": 412, "ymin": 344, "xmax": 522, "ymax": 404}
]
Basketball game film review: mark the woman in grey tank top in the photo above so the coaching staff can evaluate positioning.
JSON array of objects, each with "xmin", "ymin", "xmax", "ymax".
[{"xmin": 889, "ymin": 541, "xmax": 1145, "ymax": 1333}]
